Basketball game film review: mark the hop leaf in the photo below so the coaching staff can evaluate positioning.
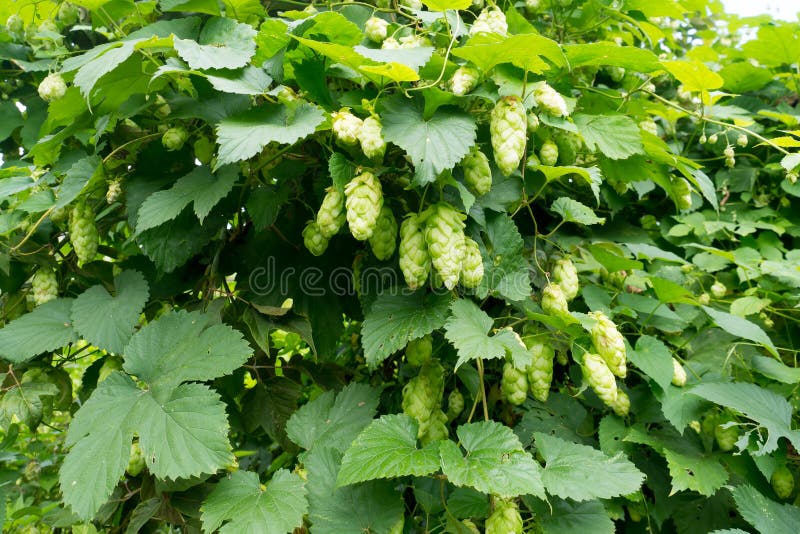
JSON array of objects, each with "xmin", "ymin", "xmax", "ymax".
[
  {"xmin": 344, "ymin": 171, "xmax": 383, "ymax": 241},
  {"xmin": 399, "ymin": 213, "xmax": 431, "ymax": 289},
  {"xmin": 303, "ymin": 220, "xmax": 329, "ymax": 256},
  {"xmin": 316, "ymin": 187, "xmax": 346, "ymax": 238},
  {"xmin": 490, "ymin": 96, "xmax": 527, "ymax": 176},
  {"xmin": 69, "ymin": 201, "xmax": 98, "ymax": 267},
  {"xmin": 369, "ymin": 205, "xmax": 398, "ymax": 260}
]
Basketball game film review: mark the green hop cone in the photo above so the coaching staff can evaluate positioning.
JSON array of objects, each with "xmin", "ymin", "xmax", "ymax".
[
  {"xmin": 673, "ymin": 177, "xmax": 693, "ymax": 210},
  {"xmin": 98, "ymin": 356, "xmax": 123, "ymax": 383},
  {"xmin": 461, "ymin": 237, "xmax": 484, "ymax": 289},
  {"xmin": 449, "ymin": 66, "xmax": 480, "ymax": 96},
  {"xmin": 423, "ymin": 203, "xmax": 467, "ymax": 290},
  {"xmin": 127, "ymin": 442, "xmax": 146, "ymax": 477},
  {"xmin": 588, "ymin": 311, "xmax": 627, "ymax": 378},
  {"xmin": 31, "ymin": 268, "xmax": 58, "ymax": 306},
  {"xmin": 38, "ymin": 73, "xmax": 67, "ymax": 102},
  {"xmin": 552, "ymin": 256, "xmax": 579, "ymax": 301},
  {"xmin": 193, "ymin": 135, "xmax": 214, "ymax": 165},
  {"xmin": 541, "ymin": 282, "xmax": 571, "ymax": 322},
  {"xmin": 714, "ymin": 417, "xmax": 739, "ymax": 452},
  {"xmin": 399, "ymin": 213, "xmax": 431, "ymax": 289},
  {"xmin": 7, "ymin": 14, "xmax": 24, "ymax": 34},
  {"xmin": 485, "ymin": 499, "xmax": 523, "ymax": 534},
  {"xmin": 69, "ymin": 200, "xmax": 98, "ymax": 266},
  {"xmin": 526, "ymin": 340, "xmax": 555, "ymax": 402},
  {"xmin": 57, "ymin": 3, "xmax": 80, "ymax": 26},
  {"xmin": 316, "ymin": 187, "xmax": 346, "ymax": 238},
  {"xmin": 369, "ymin": 205, "xmax": 398, "ymax": 260},
  {"xmin": 501, "ymin": 362, "xmax": 529, "ymax": 406},
  {"xmin": 331, "ymin": 109, "xmax": 363, "ymax": 146},
  {"xmin": 539, "ymin": 139, "xmax": 559, "ymax": 166},
  {"xmin": 162, "ymin": 126, "xmax": 188, "ymax": 151},
  {"xmin": 640, "ymin": 119, "xmax": 658, "ymax": 136},
  {"xmin": 607, "ymin": 66, "xmax": 626, "ymax": 82},
  {"xmin": 609, "ymin": 389, "xmax": 630, "ymax": 417},
  {"xmin": 469, "ymin": 8, "xmax": 507, "ymax": 36},
  {"xmin": 406, "ymin": 335, "xmax": 433, "ymax": 366},
  {"xmin": 527, "ymin": 111, "xmax": 540, "ymax": 133},
  {"xmin": 534, "ymin": 83, "xmax": 569, "ymax": 117},
  {"xmin": 461, "ymin": 146, "xmax": 492, "ymax": 195},
  {"xmin": 105, "ymin": 178, "xmax": 122, "ymax": 204},
  {"xmin": 447, "ymin": 389, "xmax": 464, "ymax": 421},
  {"xmin": 344, "ymin": 171, "xmax": 383, "ymax": 241},
  {"xmin": 490, "ymin": 96, "xmax": 527, "ymax": 176},
  {"xmin": 402, "ymin": 377, "xmax": 434, "ymax": 428},
  {"xmin": 710, "ymin": 281, "xmax": 727, "ymax": 298},
  {"xmin": 420, "ymin": 409, "xmax": 448, "ymax": 444},
  {"xmin": 364, "ymin": 16, "xmax": 388, "ymax": 43},
  {"xmin": 772, "ymin": 466, "xmax": 795, "ymax": 500},
  {"xmin": 303, "ymin": 220, "xmax": 329, "ymax": 256},
  {"xmin": 461, "ymin": 519, "xmax": 480, "ymax": 534},
  {"xmin": 358, "ymin": 116, "xmax": 386, "ymax": 161},
  {"xmin": 582, "ymin": 352, "xmax": 618, "ymax": 407},
  {"xmin": 671, "ymin": 358, "xmax": 687, "ymax": 386}
]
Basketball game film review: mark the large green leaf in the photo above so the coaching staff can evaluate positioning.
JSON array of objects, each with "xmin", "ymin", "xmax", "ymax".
[
  {"xmin": 525, "ymin": 497, "xmax": 614, "ymax": 534},
  {"xmin": 663, "ymin": 60, "xmax": 724, "ymax": 92},
  {"xmin": 71, "ymin": 270, "xmax": 149, "ymax": 355},
  {"xmin": 564, "ymin": 42, "xmax": 661, "ymax": 72},
  {"xmin": 201, "ymin": 470, "xmax": 307, "ymax": 534},
  {"xmin": 173, "ymin": 16, "xmax": 256, "ymax": 70},
  {"xmin": 627, "ymin": 335, "xmax": 674, "ymax": 392},
  {"xmin": 451, "ymin": 33, "xmax": 565, "ymax": 73},
  {"xmin": 338, "ymin": 414, "xmax": 441, "ymax": 486},
  {"xmin": 475, "ymin": 212, "xmax": 532, "ymax": 302},
  {"xmin": 574, "ymin": 114, "xmax": 644, "ymax": 160},
  {"xmin": 72, "ymin": 41, "xmax": 138, "ymax": 98},
  {"xmin": 0, "ymin": 299, "xmax": 77, "ymax": 363},
  {"xmin": 741, "ymin": 24, "xmax": 800, "ymax": 68},
  {"xmin": 0, "ymin": 381, "xmax": 59, "ymax": 429},
  {"xmin": 732, "ymin": 484, "xmax": 800, "ymax": 534},
  {"xmin": 701, "ymin": 306, "xmax": 778, "ymax": 357},
  {"xmin": 551, "ymin": 197, "xmax": 605, "ymax": 226}
]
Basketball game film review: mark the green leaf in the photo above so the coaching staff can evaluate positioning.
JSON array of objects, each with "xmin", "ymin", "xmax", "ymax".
[
  {"xmin": 422, "ymin": 0, "xmax": 471, "ymax": 10},
  {"xmin": 574, "ymin": 114, "xmax": 644, "ymax": 160},
  {"xmin": 732, "ymin": 484, "xmax": 800, "ymax": 534},
  {"xmin": 159, "ymin": 0, "xmax": 220, "ymax": 15},
  {"xmin": 215, "ymin": 102, "xmax": 325, "ymax": 168},
  {"xmin": 337, "ymin": 414, "xmax": 441, "ymax": 486},
  {"xmin": 781, "ymin": 153, "xmax": 800, "ymax": 172},
  {"xmin": 741, "ymin": 24, "xmax": 800, "ymax": 68},
  {"xmin": 534, "ymin": 433, "xmax": 644, "ymax": 501},
  {"xmin": 648, "ymin": 276, "xmax": 694, "ymax": 304},
  {"xmin": 173, "ymin": 16, "xmax": 256, "ymax": 70},
  {"xmin": 475, "ymin": 212, "xmax": 532, "ymax": 302},
  {"xmin": 136, "ymin": 209, "xmax": 220, "ymax": 273},
  {"xmin": 0, "ymin": 382, "xmax": 59, "ymax": 429},
  {"xmin": 73, "ymin": 41, "xmax": 137, "ymax": 98},
  {"xmin": 701, "ymin": 306, "xmax": 777, "ymax": 357},
  {"xmin": 551, "ymin": 197, "xmax": 605, "ymax": 226},
  {"xmin": 691, "ymin": 382, "xmax": 800, "ymax": 455},
  {"xmin": 381, "ymin": 95, "xmax": 477, "ymax": 186},
  {"xmin": 532, "ymin": 165, "xmax": 603, "ymax": 202},
  {"xmin": 564, "ymin": 42, "xmax": 661, "ymax": 72},
  {"xmin": 201, "ymin": 470, "xmax": 307, "ymax": 534},
  {"xmin": 663, "ymin": 60, "xmax": 724, "ymax": 92},
  {"xmin": 55, "ymin": 155, "xmax": 103, "ymax": 209},
  {"xmin": 451, "ymin": 33, "xmax": 565, "ymax": 74},
  {"xmin": 750, "ymin": 355, "xmax": 800, "ymax": 384},
  {"xmin": 361, "ymin": 291, "xmax": 452, "ymax": 368},
  {"xmin": 525, "ymin": 497, "xmax": 614, "ymax": 534},
  {"xmin": 444, "ymin": 299, "xmax": 531, "ymax": 369},
  {"xmin": 123, "ymin": 310, "xmax": 253, "ymax": 393},
  {"xmin": 286, "ymin": 383, "xmax": 379, "ymax": 453},
  {"xmin": 730, "ymin": 296, "xmax": 770, "ymax": 317},
  {"xmin": 0, "ymin": 100, "xmax": 24, "ymax": 142},
  {"xmin": 0, "ymin": 299, "xmax": 78, "ymax": 364},
  {"xmin": 71, "ymin": 270, "xmax": 149, "ymax": 354},
  {"xmin": 586, "ymin": 244, "xmax": 642, "ymax": 272},
  {"xmin": 439, "ymin": 421, "xmax": 545, "ymax": 499},
  {"xmin": 627, "ymin": 335, "xmax": 675, "ymax": 392},
  {"xmin": 355, "ymin": 46, "xmax": 434, "ymax": 73},
  {"xmin": 664, "ymin": 449, "xmax": 729, "ymax": 497}
]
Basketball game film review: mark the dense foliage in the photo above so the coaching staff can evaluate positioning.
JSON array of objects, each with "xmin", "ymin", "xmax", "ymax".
[{"xmin": 1, "ymin": 0, "xmax": 800, "ymax": 531}]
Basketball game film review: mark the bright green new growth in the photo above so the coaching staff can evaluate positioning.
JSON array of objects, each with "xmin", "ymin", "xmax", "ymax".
[
  {"xmin": 399, "ymin": 213, "xmax": 431, "ymax": 289},
  {"xmin": 344, "ymin": 171, "xmax": 383, "ymax": 241},
  {"xmin": 316, "ymin": 187, "xmax": 346, "ymax": 238},
  {"xmin": 69, "ymin": 201, "xmax": 98, "ymax": 266},
  {"xmin": 490, "ymin": 96, "xmax": 527, "ymax": 176},
  {"xmin": 369, "ymin": 206, "xmax": 398, "ymax": 260},
  {"xmin": 423, "ymin": 203, "xmax": 466, "ymax": 290},
  {"xmin": 461, "ymin": 146, "xmax": 493, "ymax": 195}
]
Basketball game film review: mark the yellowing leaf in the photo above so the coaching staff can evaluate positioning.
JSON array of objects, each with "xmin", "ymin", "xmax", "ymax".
[
  {"xmin": 360, "ymin": 62, "xmax": 419, "ymax": 82},
  {"xmin": 423, "ymin": 0, "xmax": 472, "ymax": 9},
  {"xmin": 663, "ymin": 60, "xmax": 723, "ymax": 92}
]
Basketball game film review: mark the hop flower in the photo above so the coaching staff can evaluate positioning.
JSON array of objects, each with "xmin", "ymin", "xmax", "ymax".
[
  {"xmin": 485, "ymin": 499, "xmax": 523, "ymax": 534},
  {"xmin": 358, "ymin": 116, "xmax": 386, "ymax": 161},
  {"xmin": 105, "ymin": 178, "xmax": 123, "ymax": 204},
  {"xmin": 671, "ymin": 358, "xmax": 687, "ymax": 386},
  {"xmin": 193, "ymin": 135, "xmax": 214, "ymax": 165},
  {"xmin": 607, "ymin": 66, "xmax": 626, "ymax": 82},
  {"xmin": 470, "ymin": 8, "xmax": 508, "ymax": 36},
  {"xmin": 399, "ymin": 34, "xmax": 432, "ymax": 48},
  {"xmin": 461, "ymin": 237, "xmax": 484, "ymax": 288},
  {"xmin": 303, "ymin": 220, "xmax": 329, "ymax": 256},
  {"xmin": 381, "ymin": 37, "xmax": 401, "ymax": 49},
  {"xmin": 403, "ymin": 361, "xmax": 445, "ymax": 438},
  {"xmin": 332, "ymin": 109, "xmax": 363, "ymax": 146},
  {"xmin": 316, "ymin": 187, "xmax": 346, "ymax": 238},
  {"xmin": 526, "ymin": 340, "xmax": 555, "ymax": 402},
  {"xmin": 534, "ymin": 83, "xmax": 569, "ymax": 117},
  {"xmin": 449, "ymin": 66, "xmax": 480, "ymax": 96},
  {"xmin": 419, "ymin": 408, "xmax": 448, "ymax": 444},
  {"xmin": 771, "ymin": 465, "xmax": 795, "ymax": 500},
  {"xmin": 6, "ymin": 14, "xmax": 24, "ymax": 34},
  {"xmin": 461, "ymin": 146, "xmax": 492, "ymax": 195},
  {"xmin": 344, "ymin": 171, "xmax": 383, "ymax": 241},
  {"xmin": 541, "ymin": 282, "xmax": 571, "ymax": 321},
  {"xmin": 364, "ymin": 16, "xmax": 389, "ymax": 43},
  {"xmin": 639, "ymin": 119, "xmax": 658, "ymax": 136},
  {"xmin": 673, "ymin": 177, "xmax": 692, "ymax": 210},
  {"xmin": 527, "ymin": 111, "xmax": 540, "ymax": 133},
  {"xmin": 714, "ymin": 418, "xmax": 739, "ymax": 451},
  {"xmin": 406, "ymin": 335, "xmax": 433, "ymax": 366},
  {"xmin": 552, "ymin": 256, "xmax": 579, "ymax": 301},
  {"xmin": 582, "ymin": 352, "xmax": 618, "ymax": 407},
  {"xmin": 447, "ymin": 389, "xmax": 464, "ymax": 421},
  {"xmin": 31, "ymin": 268, "xmax": 58, "ymax": 305},
  {"xmin": 490, "ymin": 96, "xmax": 527, "ymax": 176},
  {"xmin": 369, "ymin": 205, "xmax": 398, "ymax": 260},
  {"xmin": 539, "ymin": 140, "xmax": 559, "ymax": 166},
  {"xmin": 69, "ymin": 200, "xmax": 98, "ymax": 266},
  {"xmin": 162, "ymin": 127, "xmax": 188, "ymax": 151},
  {"xmin": 57, "ymin": 3, "xmax": 80, "ymax": 26},
  {"xmin": 737, "ymin": 134, "xmax": 748, "ymax": 147},
  {"xmin": 708, "ymin": 133, "xmax": 719, "ymax": 144},
  {"xmin": 501, "ymin": 362, "xmax": 529, "ymax": 405},
  {"xmin": 38, "ymin": 73, "xmax": 67, "ymax": 102},
  {"xmin": 525, "ymin": 0, "xmax": 541, "ymax": 13},
  {"xmin": 399, "ymin": 213, "xmax": 431, "ymax": 289},
  {"xmin": 423, "ymin": 203, "xmax": 467, "ymax": 290},
  {"xmin": 589, "ymin": 311, "xmax": 627, "ymax": 378},
  {"xmin": 609, "ymin": 389, "xmax": 630, "ymax": 417},
  {"xmin": 401, "ymin": 0, "xmax": 423, "ymax": 8},
  {"xmin": 710, "ymin": 281, "xmax": 727, "ymax": 298}
]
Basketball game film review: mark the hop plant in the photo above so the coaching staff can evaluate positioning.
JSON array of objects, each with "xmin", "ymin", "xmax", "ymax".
[
  {"xmin": 381, "ymin": 37, "xmax": 401, "ymax": 49},
  {"xmin": 671, "ymin": 358, "xmax": 687, "ymax": 386},
  {"xmin": 193, "ymin": 135, "xmax": 214, "ymax": 165},
  {"xmin": 6, "ymin": 14, "xmax": 24, "ymax": 34},
  {"xmin": 588, "ymin": 311, "xmax": 627, "ymax": 378},
  {"xmin": 501, "ymin": 362, "xmax": 529, "ymax": 405},
  {"xmin": 399, "ymin": 213, "xmax": 431, "ymax": 289},
  {"xmin": 639, "ymin": 119, "xmax": 658, "ymax": 136},
  {"xmin": 344, "ymin": 171, "xmax": 383, "ymax": 241},
  {"xmin": 485, "ymin": 499, "xmax": 523, "ymax": 534},
  {"xmin": 609, "ymin": 389, "xmax": 630, "ymax": 417},
  {"xmin": 469, "ymin": 8, "xmax": 508, "ymax": 36},
  {"xmin": 69, "ymin": 200, "xmax": 98, "ymax": 266},
  {"xmin": 106, "ymin": 178, "xmax": 122, "ymax": 204},
  {"xmin": 316, "ymin": 187, "xmax": 346, "ymax": 238},
  {"xmin": 399, "ymin": 34, "xmax": 432, "ymax": 48},
  {"xmin": 582, "ymin": 352, "xmax": 619, "ymax": 407},
  {"xmin": 708, "ymin": 133, "xmax": 719, "ymax": 144},
  {"xmin": 771, "ymin": 466, "xmax": 794, "ymax": 500},
  {"xmin": 447, "ymin": 389, "xmax": 464, "ymax": 421},
  {"xmin": 423, "ymin": 203, "xmax": 467, "ymax": 290},
  {"xmin": 31, "ymin": 268, "xmax": 58, "ymax": 305},
  {"xmin": 303, "ymin": 220, "xmax": 329, "ymax": 256},
  {"xmin": 526, "ymin": 340, "xmax": 555, "ymax": 402},
  {"xmin": 737, "ymin": 134, "xmax": 748, "ymax": 147},
  {"xmin": 364, "ymin": 16, "xmax": 389, "ymax": 43},
  {"xmin": 490, "ymin": 96, "xmax": 527, "ymax": 176},
  {"xmin": 162, "ymin": 126, "xmax": 188, "ymax": 151},
  {"xmin": 461, "ymin": 146, "xmax": 492, "ymax": 195},
  {"xmin": 402, "ymin": 361, "xmax": 445, "ymax": 438},
  {"xmin": 552, "ymin": 256, "xmax": 579, "ymax": 301},
  {"xmin": 461, "ymin": 237, "xmax": 484, "ymax": 289},
  {"xmin": 358, "ymin": 116, "xmax": 387, "ymax": 161},
  {"xmin": 461, "ymin": 519, "xmax": 480, "ymax": 534},
  {"xmin": 401, "ymin": 0, "xmax": 423, "ymax": 8},
  {"xmin": 534, "ymin": 83, "xmax": 569, "ymax": 117},
  {"xmin": 541, "ymin": 282, "xmax": 571, "ymax": 322},
  {"xmin": 331, "ymin": 109, "xmax": 363, "ymax": 146},
  {"xmin": 714, "ymin": 418, "xmax": 739, "ymax": 452},
  {"xmin": 57, "ymin": 3, "xmax": 80, "ymax": 26},
  {"xmin": 406, "ymin": 335, "xmax": 433, "ymax": 366},
  {"xmin": 420, "ymin": 409, "xmax": 448, "ymax": 444},
  {"xmin": 710, "ymin": 281, "xmax": 727, "ymax": 298},
  {"xmin": 38, "ymin": 73, "xmax": 67, "ymax": 102},
  {"xmin": 539, "ymin": 140, "xmax": 559, "ymax": 166},
  {"xmin": 449, "ymin": 66, "xmax": 480, "ymax": 96},
  {"xmin": 527, "ymin": 111, "xmax": 540, "ymax": 133},
  {"xmin": 369, "ymin": 205, "xmax": 398, "ymax": 260},
  {"xmin": 127, "ymin": 442, "xmax": 146, "ymax": 477}
]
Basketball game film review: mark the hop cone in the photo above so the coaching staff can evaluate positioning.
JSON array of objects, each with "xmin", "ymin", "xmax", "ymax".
[
  {"xmin": 38, "ymin": 73, "xmax": 67, "ymax": 102},
  {"xmin": 470, "ymin": 8, "xmax": 508, "ymax": 36},
  {"xmin": 582, "ymin": 352, "xmax": 618, "ymax": 407},
  {"xmin": 714, "ymin": 418, "xmax": 739, "ymax": 452},
  {"xmin": 399, "ymin": 213, "xmax": 430, "ymax": 289},
  {"xmin": 369, "ymin": 206, "xmax": 398, "ymax": 260},
  {"xmin": 527, "ymin": 111, "xmax": 540, "ymax": 133},
  {"xmin": 449, "ymin": 66, "xmax": 479, "ymax": 96},
  {"xmin": 419, "ymin": 409, "xmax": 448, "ymax": 444},
  {"xmin": 671, "ymin": 358, "xmax": 687, "ymax": 386},
  {"xmin": 526, "ymin": 340, "xmax": 555, "ymax": 402},
  {"xmin": 69, "ymin": 200, "xmax": 98, "ymax": 266},
  {"xmin": 423, "ymin": 203, "xmax": 466, "ymax": 290},
  {"xmin": 359, "ymin": 116, "xmax": 386, "ymax": 161},
  {"xmin": 364, "ymin": 16, "xmax": 388, "ymax": 43},
  {"xmin": 533, "ymin": 83, "xmax": 569, "ymax": 117},
  {"xmin": 31, "ymin": 268, "xmax": 58, "ymax": 306},
  {"xmin": 771, "ymin": 466, "xmax": 795, "ymax": 499},
  {"xmin": 490, "ymin": 96, "xmax": 527, "ymax": 176},
  {"xmin": 609, "ymin": 388, "xmax": 630, "ymax": 417},
  {"xmin": 552, "ymin": 256, "xmax": 579, "ymax": 301},
  {"xmin": 446, "ymin": 389, "xmax": 464, "ymax": 421},
  {"xmin": 589, "ymin": 311, "xmax": 627, "ymax": 378},
  {"xmin": 541, "ymin": 282, "xmax": 571, "ymax": 322},
  {"xmin": 303, "ymin": 220, "xmax": 329, "ymax": 256},
  {"xmin": 485, "ymin": 499, "xmax": 523, "ymax": 534},
  {"xmin": 673, "ymin": 177, "xmax": 692, "ymax": 210},
  {"xmin": 461, "ymin": 146, "xmax": 492, "ymax": 195},
  {"xmin": 344, "ymin": 171, "xmax": 383, "ymax": 241},
  {"xmin": 332, "ymin": 109, "xmax": 363, "ymax": 146},
  {"xmin": 316, "ymin": 187, "xmax": 346, "ymax": 238},
  {"xmin": 106, "ymin": 178, "xmax": 122, "ymax": 204},
  {"xmin": 539, "ymin": 139, "xmax": 559, "ymax": 166},
  {"xmin": 461, "ymin": 237, "xmax": 484, "ymax": 288},
  {"xmin": 406, "ymin": 335, "xmax": 432, "ymax": 366},
  {"xmin": 501, "ymin": 362, "xmax": 529, "ymax": 406},
  {"xmin": 162, "ymin": 126, "xmax": 188, "ymax": 151}
]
